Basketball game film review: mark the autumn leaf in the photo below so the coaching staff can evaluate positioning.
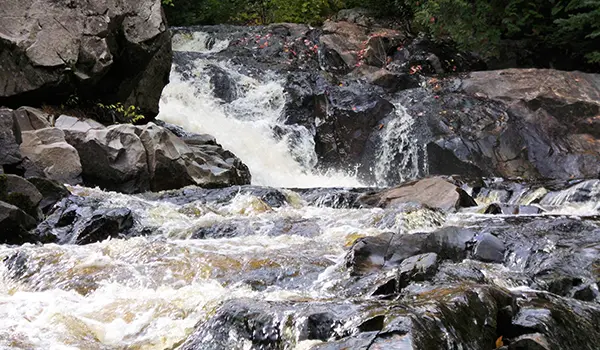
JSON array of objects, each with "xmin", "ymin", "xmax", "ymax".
[{"xmin": 495, "ymin": 336, "xmax": 504, "ymax": 348}]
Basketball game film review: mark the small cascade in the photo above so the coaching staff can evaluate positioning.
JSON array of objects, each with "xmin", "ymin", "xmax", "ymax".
[{"xmin": 373, "ymin": 104, "xmax": 426, "ymax": 187}]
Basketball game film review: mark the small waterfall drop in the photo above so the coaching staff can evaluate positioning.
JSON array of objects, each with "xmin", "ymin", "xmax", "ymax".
[
  {"xmin": 372, "ymin": 103, "xmax": 426, "ymax": 187},
  {"xmin": 159, "ymin": 32, "xmax": 361, "ymax": 188}
]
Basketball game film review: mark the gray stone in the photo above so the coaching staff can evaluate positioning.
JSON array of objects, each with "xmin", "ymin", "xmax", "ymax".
[
  {"xmin": 55, "ymin": 115, "xmax": 105, "ymax": 133},
  {"xmin": 13, "ymin": 107, "xmax": 51, "ymax": 131},
  {"xmin": 20, "ymin": 128, "xmax": 82, "ymax": 184},
  {"xmin": 62, "ymin": 122, "xmax": 250, "ymax": 193},
  {"xmin": 399, "ymin": 253, "xmax": 439, "ymax": 281},
  {"xmin": 64, "ymin": 124, "xmax": 150, "ymax": 194},
  {"xmin": 0, "ymin": 0, "xmax": 172, "ymax": 118},
  {"xmin": 0, "ymin": 108, "xmax": 22, "ymax": 169}
]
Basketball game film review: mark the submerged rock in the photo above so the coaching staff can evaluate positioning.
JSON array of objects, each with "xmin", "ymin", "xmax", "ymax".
[{"xmin": 35, "ymin": 196, "xmax": 135, "ymax": 244}]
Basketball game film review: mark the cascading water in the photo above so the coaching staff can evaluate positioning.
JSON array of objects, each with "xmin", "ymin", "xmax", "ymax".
[
  {"xmin": 372, "ymin": 103, "xmax": 426, "ymax": 187},
  {"xmin": 2, "ymin": 28, "xmax": 600, "ymax": 350},
  {"xmin": 158, "ymin": 32, "xmax": 360, "ymax": 188}
]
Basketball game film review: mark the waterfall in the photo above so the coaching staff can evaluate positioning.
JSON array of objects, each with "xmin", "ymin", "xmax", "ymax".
[{"xmin": 158, "ymin": 32, "xmax": 361, "ymax": 188}]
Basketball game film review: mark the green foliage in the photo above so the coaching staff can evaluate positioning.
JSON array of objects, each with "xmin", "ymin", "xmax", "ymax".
[
  {"xmin": 163, "ymin": 0, "xmax": 344, "ymax": 25},
  {"xmin": 162, "ymin": 0, "xmax": 599, "ymax": 67},
  {"xmin": 96, "ymin": 103, "xmax": 146, "ymax": 123},
  {"xmin": 554, "ymin": 0, "xmax": 600, "ymax": 63},
  {"xmin": 409, "ymin": 0, "xmax": 599, "ymax": 65}
]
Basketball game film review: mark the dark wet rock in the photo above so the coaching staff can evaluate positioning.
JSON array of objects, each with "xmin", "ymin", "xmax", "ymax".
[
  {"xmin": 192, "ymin": 220, "xmax": 255, "ymax": 239},
  {"xmin": 35, "ymin": 196, "xmax": 135, "ymax": 244},
  {"xmin": 365, "ymin": 70, "xmax": 420, "ymax": 93},
  {"xmin": 0, "ymin": 0, "xmax": 172, "ymax": 118},
  {"xmin": 62, "ymin": 122, "xmax": 250, "ymax": 193},
  {"xmin": 293, "ymin": 187, "xmax": 376, "ymax": 209},
  {"xmin": 145, "ymin": 186, "xmax": 288, "ymax": 208},
  {"xmin": 0, "ymin": 201, "xmax": 37, "ymax": 244},
  {"xmin": 357, "ymin": 177, "xmax": 477, "ymax": 211},
  {"xmin": 571, "ymin": 284, "xmax": 599, "ymax": 302},
  {"xmin": 399, "ymin": 253, "xmax": 439, "ymax": 281},
  {"xmin": 471, "ymin": 232, "xmax": 505, "ymax": 263},
  {"xmin": 19, "ymin": 127, "xmax": 83, "ymax": 184},
  {"xmin": 207, "ymin": 64, "xmax": 238, "ymax": 102},
  {"xmin": 540, "ymin": 179, "xmax": 600, "ymax": 206},
  {"xmin": 299, "ymin": 312, "xmax": 341, "ymax": 342},
  {"xmin": 484, "ymin": 203, "xmax": 545, "ymax": 215},
  {"xmin": 74, "ymin": 208, "xmax": 134, "ymax": 245},
  {"xmin": 346, "ymin": 232, "xmax": 429, "ymax": 276},
  {"xmin": 507, "ymin": 333, "xmax": 551, "ymax": 350},
  {"xmin": 0, "ymin": 174, "xmax": 42, "ymax": 219},
  {"xmin": 2, "ymin": 250, "xmax": 29, "ymax": 280},
  {"xmin": 423, "ymin": 226, "xmax": 476, "ymax": 261},
  {"xmin": 183, "ymin": 284, "xmax": 600, "ymax": 350},
  {"xmin": 267, "ymin": 218, "xmax": 322, "ymax": 237},
  {"xmin": 372, "ymin": 253, "xmax": 440, "ymax": 297},
  {"xmin": 388, "ymin": 36, "xmax": 486, "ymax": 75},
  {"xmin": 191, "ymin": 217, "xmax": 320, "ymax": 240},
  {"xmin": 180, "ymin": 299, "xmax": 285, "ymax": 350},
  {"xmin": 399, "ymin": 69, "xmax": 600, "ymax": 181},
  {"xmin": 0, "ymin": 108, "xmax": 23, "ymax": 173},
  {"xmin": 26, "ymin": 177, "xmax": 70, "ymax": 214},
  {"xmin": 314, "ymin": 84, "xmax": 395, "ymax": 169}
]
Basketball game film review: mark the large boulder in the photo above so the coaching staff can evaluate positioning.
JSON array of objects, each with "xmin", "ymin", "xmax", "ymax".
[
  {"xmin": 62, "ymin": 122, "xmax": 251, "ymax": 193},
  {"xmin": 63, "ymin": 124, "xmax": 150, "ymax": 193},
  {"xmin": 20, "ymin": 127, "xmax": 83, "ymax": 184},
  {"xmin": 0, "ymin": 0, "xmax": 172, "ymax": 118},
  {"xmin": 357, "ymin": 177, "xmax": 477, "ymax": 211}
]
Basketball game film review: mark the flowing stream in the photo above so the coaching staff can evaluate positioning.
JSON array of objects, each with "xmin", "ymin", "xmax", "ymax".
[{"xmin": 1, "ymin": 30, "xmax": 599, "ymax": 350}]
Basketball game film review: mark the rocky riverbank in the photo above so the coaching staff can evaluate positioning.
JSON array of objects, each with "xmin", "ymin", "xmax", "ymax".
[{"xmin": 1, "ymin": 2, "xmax": 600, "ymax": 350}]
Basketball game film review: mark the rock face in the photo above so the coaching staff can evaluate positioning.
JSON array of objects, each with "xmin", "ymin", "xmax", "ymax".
[
  {"xmin": 399, "ymin": 68, "xmax": 600, "ymax": 181},
  {"xmin": 63, "ymin": 122, "xmax": 251, "ymax": 193},
  {"xmin": 0, "ymin": 0, "xmax": 172, "ymax": 118}
]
